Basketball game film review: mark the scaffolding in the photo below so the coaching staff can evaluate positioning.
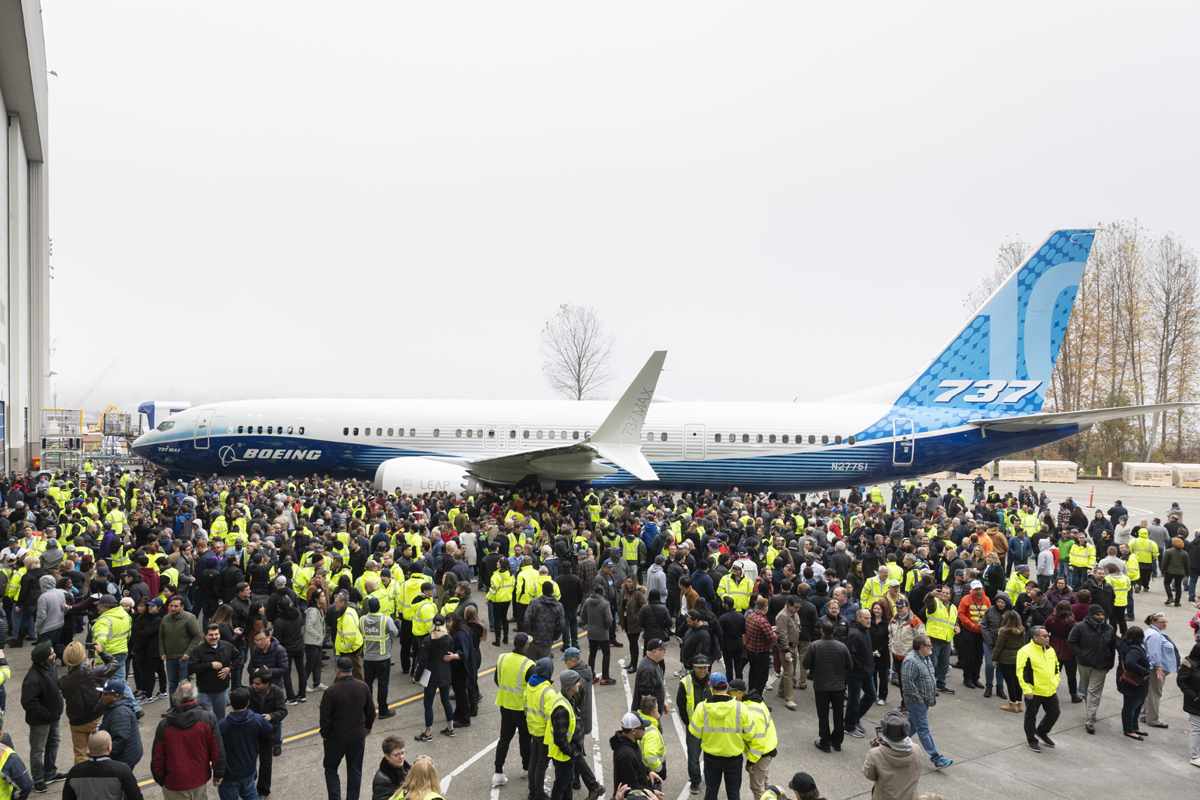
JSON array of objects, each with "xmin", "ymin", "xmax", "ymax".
[{"xmin": 40, "ymin": 408, "xmax": 84, "ymax": 472}]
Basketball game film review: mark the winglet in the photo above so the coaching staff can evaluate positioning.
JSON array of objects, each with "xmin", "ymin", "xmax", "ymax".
[{"xmin": 589, "ymin": 350, "xmax": 666, "ymax": 480}]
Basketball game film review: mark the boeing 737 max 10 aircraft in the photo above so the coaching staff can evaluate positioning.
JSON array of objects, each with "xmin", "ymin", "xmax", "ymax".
[{"xmin": 132, "ymin": 229, "xmax": 1190, "ymax": 493}]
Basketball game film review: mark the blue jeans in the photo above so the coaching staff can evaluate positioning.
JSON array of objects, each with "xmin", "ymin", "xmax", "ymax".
[
  {"xmin": 199, "ymin": 689, "xmax": 229, "ymax": 721},
  {"xmin": 982, "ymin": 641, "xmax": 995, "ymax": 689},
  {"xmin": 165, "ymin": 658, "xmax": 188, "ymax": 703},
  {"xmin": 931, "ymin": 640, "xmax": 951, "ymax": 689},
  {"xmin": 1187, "ymin": 574, "xmax": 1198, "ymax": 602},
  {"xmin": 218, "ymin": 773, "xmax": 259, "ymax": 800},
  {"xmin": 906, "ymin": 700, "xmax": 940, "ymax": 760},
  {"xmin": 12, "ymin": 607, "xmax": 34, "ymax": 643}
]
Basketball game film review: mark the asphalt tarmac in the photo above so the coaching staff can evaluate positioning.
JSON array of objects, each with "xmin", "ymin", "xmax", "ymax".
[{"xmin": 5, "ymin": 480, "xmax": 1199, "ymax": 800}]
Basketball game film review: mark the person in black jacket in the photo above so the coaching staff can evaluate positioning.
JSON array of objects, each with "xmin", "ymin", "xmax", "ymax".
[
  {"xmin": 631, "ymin": 640, "xmax": 667, "ymax": 714},
  {"xmin": 557, "ymin": 565, "xmax": 583, "ymax": 649},
  {"xmin": 803, "ymin": 621, "xmax": 852, "ymax": 753},
  {"xmin": 320, "ymin": 657, "xmax": 375, "ymax": 800},
  {"xmin": 548, "ymin": 671, "xmax": 582, "ymax": 800},
  {"xmin": 843, "ymin": 609, "xmax": 876, "ymax": 738},
  {"xmin": 247, "ymin": 630, "xmax": 290, "ymax": 691},
  {"xmin": 637, "ymin": 591, "xmax": 672, "ymax": 654},
  {"xmin": 21, "ymin": 640, "xmax": 66, "ymax": 790},
  {"xmin": 1067, "ymin": 604, "xmax": 1116, "ymax": 734},
  {"xmin": 59, "ymin": 640, "xmax": 114, "ymax": 765},
  {"xmin": 609, "ymin": 714, "xmax": 654, "ymax": 792},
  {"xmin": 717, "ymin": 599, "xmax": 746, "ymax": 679},
  {"xmin": 270, "ymin": 596, "xmax": 305, "ymax": 703},
  {"xmin": 98, "ymin": 680, "xmax": 142, "ymax": 770},
  {"xmin": 250, "ymin": 667, "xmax": 289, "ymax": 794},
  {"xmin": 187, "ymin": 624, "xmax": 239, "ymax": 721},
  {"xmin": 62, "ymin": 731, "xmax": 142, "ymax": 800},
  {"xmin": 369, "ymin": 736, "xmax": 409, "ymax": 800}
]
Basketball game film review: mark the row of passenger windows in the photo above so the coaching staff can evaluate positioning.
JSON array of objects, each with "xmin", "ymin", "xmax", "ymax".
[
  {"xmin": 236, "ymin": 425, "xmax": 305, "ymax": 435},
  {"xmin": 710, "ymin": 432, "xmax": 851, "ymax": 445},
  {"xmin": 341, "ymin": 427, "xmax": 592, "ymax": 441}
]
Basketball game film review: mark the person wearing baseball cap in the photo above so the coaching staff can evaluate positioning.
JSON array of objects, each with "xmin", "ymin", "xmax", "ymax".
[
  {"xmin": 759, "ymin": 771, "xmax": 825, "ymax": 800},
  {"xmin": 98, "ymin": 678, "xmax": 143, "ymax": 769},
  {"xmin": 687, "ymin": 671, "xmax": 755, "ymax": 800},
  {"xmin": 957, "ymin": 580, "xmax": 991, "ymax": 690},
  {"xmin": 677, "ymin": 656, "xmax": 711, "ymax": 795},
  {"xmin": 611, "ymin": 712, "xmax": 655, "ymax": 793},
  {"xmin": 631, "ymin": 638, "xmax": 667, "ymax": 715}
]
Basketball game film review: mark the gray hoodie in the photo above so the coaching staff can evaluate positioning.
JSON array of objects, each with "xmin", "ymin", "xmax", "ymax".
[
  {"xmin": 1036, "ymin": 539, "xmax": 1056, "ymax": 576},
  {"xmin": 645, "ymin": 563, "xmax": 668, "ymax": 601},
  {"xmin": 34, "ymin": 574, "xmax": 68, "ymax": 636}
]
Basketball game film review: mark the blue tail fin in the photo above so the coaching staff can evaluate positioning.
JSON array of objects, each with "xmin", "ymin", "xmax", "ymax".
[{"xmin": 893, "ymin": 228, "xmax": 1095, "ymax": 420}]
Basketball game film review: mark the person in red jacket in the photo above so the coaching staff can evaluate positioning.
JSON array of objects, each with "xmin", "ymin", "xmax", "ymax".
[
  {"xmin": 150, "ymin": 681, "xmax": 225, "ymax": 799},
  {"xmin": 957, "ymin": 581, "xmax": 991, "ymax": 690}
]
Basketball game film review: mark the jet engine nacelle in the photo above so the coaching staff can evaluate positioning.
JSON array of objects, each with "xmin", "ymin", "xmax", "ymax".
[{"xmin": 373, "ymin": 457, "xmax": 483, "ymax": 495}]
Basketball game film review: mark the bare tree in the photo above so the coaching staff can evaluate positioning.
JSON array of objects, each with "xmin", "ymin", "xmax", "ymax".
[
  {"xmin": 963, "ymin": 237, "xmax": 1028, "ymax": 314},
  {"xmin": 540, "ymin": 304, "xmax": 614, "ymax": 400}
]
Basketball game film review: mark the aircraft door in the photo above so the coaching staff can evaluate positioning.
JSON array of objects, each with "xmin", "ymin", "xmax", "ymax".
[
  {"xmin": 194, "ymin": 413, "xmax": 211, "ymax": 450},
  {"xmin": 892, "ymin": 418, "xmax": 914, "ymax": 466},
  {"xmin": 683, "ymin": 424, "xmax": 706, "ymax": 460}
]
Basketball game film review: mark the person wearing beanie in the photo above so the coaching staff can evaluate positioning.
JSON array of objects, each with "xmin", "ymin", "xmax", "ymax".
[
  {"xmin": 862, "ymin": 710, "xmax": 922, "ymax": 800},
  {"xmin": 759, "ymin": 772, "xmax": 825, "ymax": 800},
  {"xmin": 1067, "ymin": 604, "xmax": 1116, "ymax": 735},
  {"xmin": 21, "ymin": 640, "xmax": 66, "ymax": 790},
  {"xmin": 59, "ymin": 640, "xmax": 115, "ymax": 764},
  {"xmin": 359, "ymin": 596, "xmax": 400, "ymax": 719},
  {"xmin": 525, "ymin": 657, "xmax": 558, "ymax": 800},
  {"xmin": 547, "ymin": 670, "xmax": 582, "ymax": 800}
]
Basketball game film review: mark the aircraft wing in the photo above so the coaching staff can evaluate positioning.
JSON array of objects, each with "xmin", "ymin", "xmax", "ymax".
[
  {"xmin": 465, "ymin": 350, "xmax": 666, "ymax": 484},
  {"xmin": 967, "ymin": 402, "xmax": 1196, "ymax": 433}
]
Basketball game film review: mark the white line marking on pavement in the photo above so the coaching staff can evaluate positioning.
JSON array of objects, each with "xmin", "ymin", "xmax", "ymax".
[
  {"xmin": 441, "ymin": 738, "xmax": 499, "ymax": 794},
  {"xmin": 668, "ymin": 700, "xmax": 691, "ymax": 800},
  {"xmin": 591, "ymin": 682, "xmax": 604, "ymax": 792},
  {"xmin": 620, "ymin": 658, "xmax": 634, "ymax": 710}
]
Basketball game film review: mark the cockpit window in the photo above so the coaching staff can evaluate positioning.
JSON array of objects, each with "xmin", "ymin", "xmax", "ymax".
[{"xmin": 156, "ymin": 421, "xmax": 175, "ymax": 432}]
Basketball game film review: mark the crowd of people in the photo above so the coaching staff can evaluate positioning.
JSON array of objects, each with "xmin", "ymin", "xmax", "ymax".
[{"xmin": 0, "ymin": 468, "xmax": 1196, "ymax": 800}]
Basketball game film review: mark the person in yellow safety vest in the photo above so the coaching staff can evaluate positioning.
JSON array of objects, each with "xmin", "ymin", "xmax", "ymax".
[
  {"xmin": 687, "ymin": 671, "xmax": 755, "ymax": 799},
  {"xmin": 759, "ymin": 771, "xmax": 823, "ymax": 800},
  {"xmin": 1122, "ymin": 545, "xmax": 1142, "ymax": 616},
  {"xmin": 513, "ymin": 558, "xmax": 540, "ymax": 630},
  {"xmin": 1067, "ymin": 531, "xmax": 1097, "ymax": 587},
  {"xmin": 83, "ymin": 459, "xmax": 95, "ymax": 475},
  {"xmin": 492, "ymin": 633, "xmax": 534, "ymax": 786},
  {"xmin": 92, "ymin": 594, "xmax": 133, "ymax": 679},
  {"xmin": 859, "ymin": 566, "xmax": 890, "ymax": 609},
  {"xmin": 717, "ymin": 564, "xmax": 753, "ymax": 612},
  {"xmin": 923, "ymin": 587, "xmax": 959, "ymax": 692},
  {"xmin": 397, "ymin": 572, "xmax": 428, "ymax": 676},
  {"xmin": 1102, "ymin": 563, "xmax": 1131, "ymax": 635},
  {"xmin": 408, "ymin": 583, "xmax": 438, "ymax": 680},
  {"xmin": 1016, "ymin": 626, "xmax": 1061, "ymax": 751},
  {"xmin": 676, "ymin": 656, "xmax": 712, "ymax": 792},
  {"xmin": 1130, "ymin": 528, "xmax": 1158, "ymax": 593},
  {"xmin": 524, "ymin": 657, "xmax": 561, "ymax": 800},
  {"xmin": 359, "ymin": 595, "xmax": 400, "ymax": 718},
  {"xmin": 0, "ymin": 714, "xmax": 33, "ymax": 799},
  {"xmin": 1006, "ymin": 566, "xmax": 1033, "ymax": 600},
  {"xmin": 379, "ymin": 567, "xmax": 404, "ymax": 612},
  {"xmin": 333, "ymin": 591, "xmax": 365, "ymax": 680},
  {"xmin": 1020, "ymin": 508, "xmax": 1041, "ymax": 538},
  {"xmin": 740, "ymin": 689, "xmax": 779, "ymax": 800},
  {"xmin": 209, "ymin": 513, "xmax": 229, "ymax": 543},
  {"xmin": 636, "ymin": 696, "xmax": 666, "ymax": 777},
  {"xmin": 546, "ymin": 670, "xmax": 582, "ymax": 800},
  {"xmin": 620, "ymin": 532, "xmax": 645, "ymax": 576},
  {"xmin": 291, "ymin": 562, "xmax": 313, "ymax": 600},
  {"xmin": 487, "ymin": 561, "xmax": 517, "ymax": 648}
]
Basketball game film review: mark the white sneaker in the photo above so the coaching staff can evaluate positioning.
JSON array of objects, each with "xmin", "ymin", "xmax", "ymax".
[
  {"xmin": 313, "ymin": 684, "xmax": 328, "ymax": 691},
  {"xmin": 492, "ymin": 773, "xmax": 509, "ymax": 787},
  {"xmin": 875, "ymin": 699, "xmax": 885, "ymax": 706},
  {"xmin": 1191, "ymin": 757, "xmax": 1200, "ymax": 768}
]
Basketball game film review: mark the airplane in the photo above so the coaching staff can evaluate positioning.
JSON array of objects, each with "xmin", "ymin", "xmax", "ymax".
[{"xmin": 131, "ymin": 228, "xmax": 1191, "ymax": 494}]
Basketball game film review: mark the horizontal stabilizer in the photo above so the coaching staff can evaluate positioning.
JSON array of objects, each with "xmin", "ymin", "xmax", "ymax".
[
  {"xmin": 589, "ymin": 443, "xmax": 658, "ymax": 481},
  {"xmin": 968, "ymin": 402, "xmax": 1196, "ymax": 432}
]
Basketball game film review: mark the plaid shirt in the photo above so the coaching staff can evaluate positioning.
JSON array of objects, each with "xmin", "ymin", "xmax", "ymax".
[
  {"xmin": 901, "ymin": 650, "xmax": 938, "ymax": 706},
  {"xmin": 742, "ymin": 610, "xmax": 778, "ymax": 654}
]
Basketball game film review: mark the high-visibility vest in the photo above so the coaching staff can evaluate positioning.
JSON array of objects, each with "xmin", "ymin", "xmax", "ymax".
[
  {"xmin": 687, "ymin": 697, "xmax": 753, "ymax": 757},
  {"xmin": 742, "ymin": 699, "xmax": 778, "ymax": 763},
  {"xmin": 680, "ymin": 674, "xmax": 701, "ymax": 718},
  {"xmin": 440, "ymin": 597, "xmax": 461, "ymax": 618},
  {"xmin": 538, "ymin": 575, "xmax": 561, "ymax": 601},
  {"xmin": 1126, "ymin": 555, "xmax": 1141, "ymax": 582},
  {"xmin": 515, "ymin": 567, "xmax": 540, "ymax": 605},
  {"xmin": 495, "ymin": 652, "xmax": 534, "ymax": 711},
  {"xmin": 359, "ymin": 613, "xmax": 392, "ymax": 656},
  {"xmin": 525, "ymin": 681, "xmax": 560, "ymax": 737},
  {"xmin": 545, "ymin": 695, "xmax": 577, "ymax": 762},
  {"xmin": 488, "ymin": 571, "xmax": 515, "ymax": 603},
  {"xmin": 622, "ymin": 537, "xmax": 641, "ymax": 563},
  {"xmin": 860, "ymin": 577, "xmax": 887, "ymax": 608},
  {"xmin": 1069, "ymin": 543, "xmax": 1096, "ymax": 568},
  {"xmin": 717, "ymin": 574, "xmax": 753, "ymax": 611},
  {"xmin": 335, "ymin": 607, "xmax": 364, "ymax": 654},
  {"xmin": 94, "ymin": 607, "xmax": 132, "ymax": 655},
  {"xmin": 401, "ymin": 576, "xmax": 427, "ymax": 621},
  {"xmin": 925, "ymin": 600, "xmax": 956, "ymax": 642},
  {"xmin": 637, "ymin": 712, "xmax": 664, "ymax": 771},
  {"xmin": 411, "ymin": 598, "xmax": 437, "ymax": 637},
  {"xmin": 370, "ymin": 588, "xmax": 395, "ymax": 618},
  {"xmin": 0, "ymin": 745, "xmax": 14, "ymax": 800},
  {"xmin": 1131, "ymin": 535, "xmax": 1157, "ymax": 564},
  {"xmin": 1106, "ymin": 573, "xmax": 1131, "ymax": 607}
]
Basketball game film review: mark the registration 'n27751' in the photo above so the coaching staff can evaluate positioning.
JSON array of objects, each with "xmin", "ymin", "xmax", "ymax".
[
  {"xmin": 831, "ymin": 462, "xmax": 868, "ymax": 471},
  {"xmin": 933, "ymin": 379, "xmax": 1042, "ymax": 404}
]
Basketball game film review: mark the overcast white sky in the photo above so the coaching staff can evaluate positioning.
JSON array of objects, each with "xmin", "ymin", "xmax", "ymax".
[{"xmin": 42, "ymin": 1, "xmax": 1200, "ymax": 415}]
